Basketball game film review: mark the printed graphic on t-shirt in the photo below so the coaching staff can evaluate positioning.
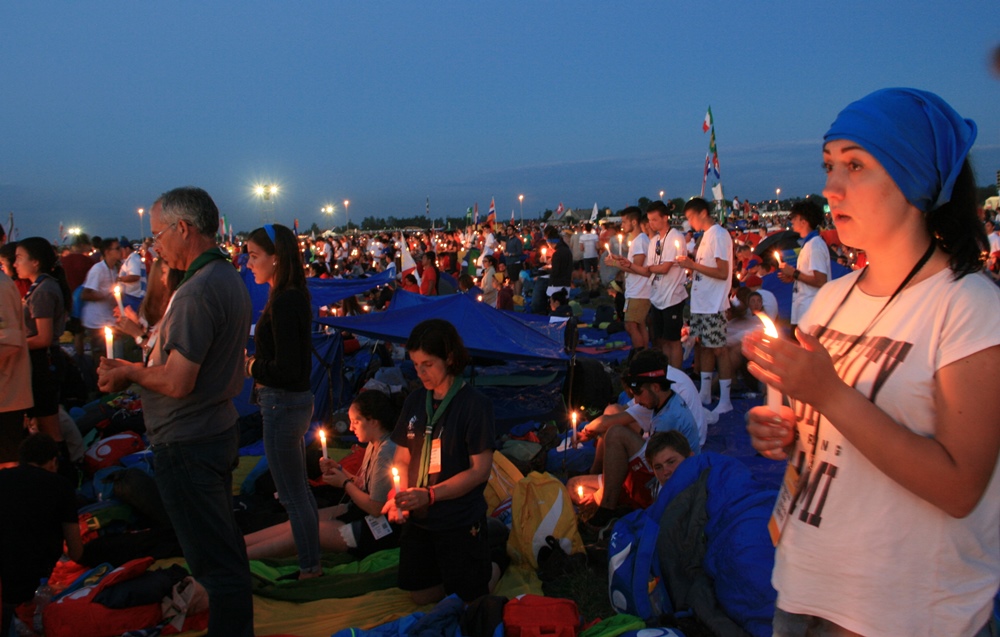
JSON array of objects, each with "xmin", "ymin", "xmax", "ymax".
[{"xmin": 789, "ymin": 328, "xmax": 912, "ymax": 528}]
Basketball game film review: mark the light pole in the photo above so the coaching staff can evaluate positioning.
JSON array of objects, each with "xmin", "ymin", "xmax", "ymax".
[
  {"xmin": 254, "ymin": 183, "xmax": 279, "ymax": 224},
  {"xmin": 137, "ymin": 208, "xmax": 144, "ymax": 240},
  {"xmin": 321, "ymin": 205, "xmax": 335, "ymax": 230},
  {"xmin": 518, "ymin": 194, "xmax": 524, "ymax": 225},
  {"xmin": 343, "ymin": 200, "xmax": 350, "ymax": 233},
  {"xmin": 776, "ymin": 188, "xmax": 781, "ymax": 212}
]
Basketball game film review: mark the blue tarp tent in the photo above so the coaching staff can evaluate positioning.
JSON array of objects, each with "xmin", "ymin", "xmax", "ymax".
[
  {"xmin": 317, "ymin": 290, "xmax": 569, "ymax": 362},
  {"xmin": 241, "ymin": 268, "xmax": 396, "ymax": 324}
]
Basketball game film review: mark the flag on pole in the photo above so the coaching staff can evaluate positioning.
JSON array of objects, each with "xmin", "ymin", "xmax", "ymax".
[
  {"xmin": 711, "ymin": 183, "xmax": 724, "ymax": 202},
  {"xmin": 473, "ymin": 202, "xmax": 479, "ymax": 225},
  {"xmin": 58, "ymin": 222, "xmax": 64, "ymax": 245},
  {"xmin": 398, "ymin": 236, "xmax": 420, "ymax": 284},
  {"xmin": 219, "ymin": 215, "xmax": 226, "ymax": 239},
  {"xmin": 590, "ymin": 203, "xmax": 599, "ymax": 222},
  {"xmin": 426, "ymin": 196, "xmax": 430, "ymax": 216},
  {"xmin": 293, "ymin": 218, "xmax": 299, "ymax": 235},
  {"xmin": 229, "ymin": 223, "xmax": 234, "ymax": 245},
  {"xmin": 511, "ymin": 209, "xmax": 515, "ymax": 223},
  {"xmin": 701, "ymin": 152, "xmax": 711, "ymax": 197},
  {"xmin": 7, "ymin": 213, "xmax": 15, "ymax": 243},
  {"xmin": 702, "ymin": 106, "xmax": 713, "ymax": 133},
  {"xmin": 487, "ymin": 197, "xmax": 496, "ymax": 224}
]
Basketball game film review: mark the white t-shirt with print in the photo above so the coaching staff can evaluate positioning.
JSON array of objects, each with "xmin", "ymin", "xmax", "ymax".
[
  {"xmin": 790, "ymin": 234, "xmax": 831, "ymax": 324},
  {"xmin": 647, "ymin": 228, "xmax": 689, "ymax": 310},
  {"xmin": 773, "ymin": 268, "xmax": 1000, "ymax": 637},
  {"xmin": 624, "ymin": 232, "xmax": 651, "ymax": 300},
  {"xmin": 689, "ymin": 224, "xmax": 732, "ymax": 314},
  {"xmin": 580, "ymin": 232, "xmax": 599, "ymax": 259}
]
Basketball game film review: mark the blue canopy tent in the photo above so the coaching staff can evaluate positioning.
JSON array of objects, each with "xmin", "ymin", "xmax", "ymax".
[
  {"xmin": 240, "ymin": 268, "xmax": 396, "ymax": 324},
  {"xmin": 386, "ymin": 289, "xmax": 567, "ymax": 345},
  {"xmin": 317, "ymin": 290, "xmax": 569, "ymax": 362}
]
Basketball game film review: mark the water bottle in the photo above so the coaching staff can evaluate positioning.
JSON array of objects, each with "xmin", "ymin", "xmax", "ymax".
[{"xmin": 32, "ymin": 577, "xmax": 53, "ymax": 633}]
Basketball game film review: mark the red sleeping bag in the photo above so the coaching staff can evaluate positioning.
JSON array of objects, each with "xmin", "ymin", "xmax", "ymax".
[{"xmin": 42, "ymin": 557, "xmax": 207, "ymax": 637}]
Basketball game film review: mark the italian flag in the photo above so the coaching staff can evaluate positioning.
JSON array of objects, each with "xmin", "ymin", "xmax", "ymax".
[{"xmin": 702, "ymin": 106, "xmax": 713, "ymax": 133}]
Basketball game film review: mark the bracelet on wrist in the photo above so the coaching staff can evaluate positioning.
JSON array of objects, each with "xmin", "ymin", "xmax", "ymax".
[{"xmin": 427, "ymin": 486, "xmax": 436, "ymax": 506}]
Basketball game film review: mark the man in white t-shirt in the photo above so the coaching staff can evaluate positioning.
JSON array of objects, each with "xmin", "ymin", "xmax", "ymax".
[
  {"xmin": 80, "ymin": 237, "xmax": 122, "ymax": 364},
  {"xmin": 578, "ymin": 222, "xmax": 600, "ymax": 292},
  {"xmin": 117, "ymin": 240, "xmax": 146, "ymax": 312},
  {"xmin": 777, "ymin": 200, "xmax": 830, "ymax": 327},
  {"xmin": 675, "ymin": 198, "xmax": 735, "ymax": 414},
  {"xmin": 611, "ymin": 201, "xmax": 688, "ymax": 369},
  {"xmin": 604, "ymin": 207, "xmax": 650, "ymax": 350}
]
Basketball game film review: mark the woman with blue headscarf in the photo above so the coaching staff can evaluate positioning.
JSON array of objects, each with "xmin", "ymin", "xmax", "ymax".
[{"xmin": 744, "ymin": 89, "xmax": 1000, "ymax": 636}]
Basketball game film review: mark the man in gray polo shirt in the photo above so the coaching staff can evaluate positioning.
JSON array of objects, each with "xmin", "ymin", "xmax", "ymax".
[{"xmin": 98, "ymin": 187, "xmax": 254, "ymax": 637}]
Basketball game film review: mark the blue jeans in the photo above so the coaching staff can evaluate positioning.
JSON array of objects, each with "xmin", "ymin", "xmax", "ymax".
[
  {"xmin": 153, "ymin": 426, "xmax": 254, "ymax": 637},
  {"xmin": 259, "ymin": 386, "xmax": 320, "ymax": 574}
]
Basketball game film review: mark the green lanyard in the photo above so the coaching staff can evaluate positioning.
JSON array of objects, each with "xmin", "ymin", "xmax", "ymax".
[
  {"xmin": 177, "ymin": 247, "xmax": 230, "ymax": 289},
  {"xmin": 416, "ymin": 379, "xmax": 465, "ymax": 488}
]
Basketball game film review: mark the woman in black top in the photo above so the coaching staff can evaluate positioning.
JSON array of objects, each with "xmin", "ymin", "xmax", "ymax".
[
  {"xmin": 385, "ymin": 319, "xmax": 496, "ymax": 604},
  {"xmin": 15, "ymin": 238, "xmax": 71, "ymax": 444},
  {"xmin": 245, "ymin": 223, "xmax": 321, "ymax": 580}
]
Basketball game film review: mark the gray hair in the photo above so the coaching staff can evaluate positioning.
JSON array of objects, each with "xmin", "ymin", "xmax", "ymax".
[{"xmin": 158, "ymin": 187, "xmax": 219, "ymax": 237}]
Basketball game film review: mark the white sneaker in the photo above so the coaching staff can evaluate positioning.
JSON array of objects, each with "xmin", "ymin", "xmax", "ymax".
[
  {"xmin": 711, "ymin": 401, "xmax": 733, "ymax": 415},
  {"xmin": 703, "ymin": 409, "xmax": 719, "ymax": 425}
]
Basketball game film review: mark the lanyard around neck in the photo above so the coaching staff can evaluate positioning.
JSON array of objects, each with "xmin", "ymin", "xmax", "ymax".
[
  {"xmin": 808, "ymin": 241, "xmax": 936, "ymax": 462},
  {"xmin": 416, "ymin": 378, "xmax": 465, "ymax": 488}
]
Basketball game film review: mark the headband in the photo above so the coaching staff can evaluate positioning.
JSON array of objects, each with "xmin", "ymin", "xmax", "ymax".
[
  {"xmin": 823, "ymin": 88, "xmax": 976, "ymax": 212},
  {"xmin": 623, "ymin": 368, "xmax": 672, "ymax": 388},
  {"xmin": 264, "ymin": 224, "xmax": 276, "ymax": 244}
]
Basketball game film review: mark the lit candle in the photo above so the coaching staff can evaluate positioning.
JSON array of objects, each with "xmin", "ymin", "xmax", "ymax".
[
  {"xmin": 755, "ymin": 313, "xmax": 783, "ymax": 414},
  {"xmin": 617, "ymin": 233, "xmax": 624, "ymax": 256},
  {"xmin": 391, "ymin": 466, "xmax": 403, "ymax": 522},
  {"xmin": 674, "ymin": 239, "xmax": 681, "ymax": 253},
  {"xmin": 571, "ymin": 411, "xmax": 578, "ymax": 449},
  {"xmin": 541, "ymin": 246, "xmax": 547, "ymax": 260},
  {"xmin": 604, "ymin": 242, "xmax": 610, "ymax": 254},
  {"xmin": 319, "ymin": 429, "xmax": 328, "ymax": 459},
  {"xmin": 477, "ymin": 295, "xmax": 483, "ymax": 302},
  {"xmin": 104, "ymin": 326, "xmax": 114, "ymax": 359},
  {"xmin": 113, "ymin": 285, "xmax": 125, "ymax": 316},
  {"xmin": 774, "ymin": 250, "xmax": 784, "ymax": 269},
  {"xmin": 577, "ymin": 485, "xmax": 584, "ymax": 500}
]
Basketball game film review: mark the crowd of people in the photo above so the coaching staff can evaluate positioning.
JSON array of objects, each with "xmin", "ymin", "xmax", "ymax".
[{"xmin": 1, "ymin": 85, "xmax": 999, "ymax": 636}]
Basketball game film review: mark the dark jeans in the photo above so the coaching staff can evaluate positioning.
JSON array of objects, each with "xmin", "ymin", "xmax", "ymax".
[
  {"xmin": 153, "ymin": 426, "xmax": 254, "ymax": 637},
  {"xmin": 258, "ymin": 386, "xmax": 320, "ymax": 574}
]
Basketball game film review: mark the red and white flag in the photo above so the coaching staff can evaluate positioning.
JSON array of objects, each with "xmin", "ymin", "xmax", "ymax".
[{"xmin": 702, "ymin": 106, "xmax": 713, "ymax": 133}]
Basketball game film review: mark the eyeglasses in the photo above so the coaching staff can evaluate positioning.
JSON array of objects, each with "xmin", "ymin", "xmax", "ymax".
[{"xmin": 152, "ymin": 223, "xmax": 176, "ymax": 244}]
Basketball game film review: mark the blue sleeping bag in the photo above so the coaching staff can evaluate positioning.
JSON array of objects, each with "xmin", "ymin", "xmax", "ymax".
[{"xmin": 651, "ymin": 452, "xmax": 778, "ymax": 637}]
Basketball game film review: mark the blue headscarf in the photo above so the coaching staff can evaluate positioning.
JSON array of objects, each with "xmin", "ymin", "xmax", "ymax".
[{"xmin": 824, "ymin": 88, "xmax": 976, "ymax": 212}]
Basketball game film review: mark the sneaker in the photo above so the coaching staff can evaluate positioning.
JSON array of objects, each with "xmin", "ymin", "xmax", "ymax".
[
  {"xmin": 703, "ymin": 408, "xmax": 719, "ymax": 425},
  {"xmin": 712, "ymin": 401, "xmax": 733, "ymax": 415}
]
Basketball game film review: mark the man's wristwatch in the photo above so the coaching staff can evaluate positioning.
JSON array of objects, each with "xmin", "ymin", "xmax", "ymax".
[{"xmin": 793, "ymin": 269, "xmax": 801, "ymax": 280}]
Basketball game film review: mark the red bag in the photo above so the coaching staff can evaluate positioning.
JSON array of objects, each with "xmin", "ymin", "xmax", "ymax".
[
  {"xmin": 503, "ymin": 595, "xmax": 580, "ymax": 637},
  {"xmin": 84, "ymin": 432, "xmax": 146, "ymax": 474}
]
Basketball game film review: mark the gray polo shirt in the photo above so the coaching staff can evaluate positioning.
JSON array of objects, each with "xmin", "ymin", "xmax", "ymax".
[{"xmin": 143, "ymin": 258, "xmax": 251, "ymax": 445}]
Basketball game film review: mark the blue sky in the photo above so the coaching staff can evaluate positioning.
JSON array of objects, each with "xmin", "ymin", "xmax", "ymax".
[{"xmin": 2, "ymin": 1, "xmax": 998, "ymax": 240}]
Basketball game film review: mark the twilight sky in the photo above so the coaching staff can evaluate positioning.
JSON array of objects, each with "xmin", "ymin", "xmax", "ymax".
[{"xmin": 2, "ymin": 1, "xmax": 998, "ymax": 240}]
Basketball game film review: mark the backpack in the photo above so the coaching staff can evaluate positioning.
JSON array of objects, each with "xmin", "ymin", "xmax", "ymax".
[
  {"xmin": 507, "ymin": 472, "xmax": 585, "ymax": 569},
  {"xmin": 607, "ymin": 508, "xmax": 671, "ymax": 621}
]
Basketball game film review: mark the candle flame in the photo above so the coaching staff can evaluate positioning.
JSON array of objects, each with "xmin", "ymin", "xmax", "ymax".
[
  {"xmin": 113, "ymin": 285, "xmax": 121, "ymax": 295},
  {"xmin": 318, "ymin": 429, "xmax": 326, "ymax": 442},
  {"xmin": 773, "ymin": 250, "xmax": 782, "ymax": 265},
  {"xmin": 577, "ymin": 485, "xmax": 584, "ymax": 498},
  {"xmin": 755, "ymin": 312, "xmax": 779, "ymax": 339},
  {"xmin": 391, "ymin": 467, "xmax": 399, "ymax": 479},
  {"xmin": 104, "ymin": 326, "xmax": 113, "ymax": 338}
]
